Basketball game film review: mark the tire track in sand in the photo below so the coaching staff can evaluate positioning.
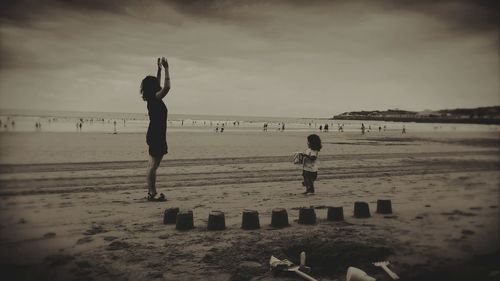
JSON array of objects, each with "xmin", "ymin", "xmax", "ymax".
[{"xmin": 0, "ymin": 150, "xmax": 497, "ymax": 196}]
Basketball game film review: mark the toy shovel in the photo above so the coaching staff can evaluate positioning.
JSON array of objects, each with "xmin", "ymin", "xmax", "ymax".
[
  {"xmin": 270, "ymin": 256, "xmax": 318, "ymax": 281},
  {"xmin": 373, "ymin": 261, "xmax": 399, "ymax": 280}
]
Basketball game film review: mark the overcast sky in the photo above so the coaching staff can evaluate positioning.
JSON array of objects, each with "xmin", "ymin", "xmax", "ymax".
[{"xmin": 0, "ymin": 0, "xmax": 498, "ymax": 117}]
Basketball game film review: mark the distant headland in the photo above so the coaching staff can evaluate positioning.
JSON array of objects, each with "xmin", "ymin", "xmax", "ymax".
[{"xmin": 332, "ymin": 106, "xmax": 500, "ymax": 125}]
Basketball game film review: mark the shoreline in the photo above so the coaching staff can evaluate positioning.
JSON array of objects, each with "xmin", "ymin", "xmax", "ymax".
[{"xmin": 0, "ymin": 130, "xmax": 498, "ymax": 165}]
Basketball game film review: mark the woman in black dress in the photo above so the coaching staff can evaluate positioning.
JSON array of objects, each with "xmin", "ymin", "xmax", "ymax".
[{"xmin": 141, "ymin": 57, "xmax": 170, "ymax": 201}]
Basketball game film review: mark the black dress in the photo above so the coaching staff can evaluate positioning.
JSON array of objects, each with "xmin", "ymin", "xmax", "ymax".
[{"xmin": 146, "ymin": 97, "xmax": 168, "ymax": 157}]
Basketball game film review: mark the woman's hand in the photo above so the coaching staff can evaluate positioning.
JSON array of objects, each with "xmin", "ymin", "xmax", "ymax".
[{"xmin": 161, "ymin": 57, "xmax": 169, "ymax": 69}]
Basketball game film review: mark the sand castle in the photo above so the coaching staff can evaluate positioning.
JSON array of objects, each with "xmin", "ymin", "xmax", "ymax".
[{"xmin": 163, "ymin": 200, "xmax": 394, "ymax": 231}]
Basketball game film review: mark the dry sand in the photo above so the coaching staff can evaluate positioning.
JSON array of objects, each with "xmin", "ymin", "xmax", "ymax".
[{"xmin": 0, "ymin": 130, "xmax": 499, "ymax": 281}]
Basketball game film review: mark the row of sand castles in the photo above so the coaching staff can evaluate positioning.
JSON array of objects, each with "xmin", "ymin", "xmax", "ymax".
[{"xmin": 163, "ymin": 199, "xmax": 393, "ymax": 231}]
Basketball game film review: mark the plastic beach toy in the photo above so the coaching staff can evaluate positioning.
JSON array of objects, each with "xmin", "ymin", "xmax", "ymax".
[{"xmin": 346, "ymin": 267, "xmax": 376, "ymax": 281}]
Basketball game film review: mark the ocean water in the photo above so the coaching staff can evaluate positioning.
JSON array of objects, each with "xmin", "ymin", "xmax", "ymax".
[{"xmin": 0, "ymin": 108, "xmax": 498, "ymax": 134}]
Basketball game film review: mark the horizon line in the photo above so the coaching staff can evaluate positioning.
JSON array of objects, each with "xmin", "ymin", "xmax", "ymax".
[{"xmin": 1, "ymin": 105, "xmax": 498, "ymax": 120}]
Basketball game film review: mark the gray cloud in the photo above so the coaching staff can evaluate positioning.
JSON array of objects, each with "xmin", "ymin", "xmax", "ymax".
[
  {"xmin": 1, "ymin": 0, "xmax": 498, "ymax": 30},
  {"xmin": 0, "ymin": 0, "xmax": 498, "ymax": 116}
]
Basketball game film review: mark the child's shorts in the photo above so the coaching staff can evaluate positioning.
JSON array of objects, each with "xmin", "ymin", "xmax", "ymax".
[{"xmin": 302, "ymin": 170, "xmax": 318, "ymax": 181}]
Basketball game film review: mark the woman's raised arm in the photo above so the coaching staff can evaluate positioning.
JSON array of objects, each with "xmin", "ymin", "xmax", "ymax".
[
  {"xmin": 155, "ymin": 57, "xmax": 171, "ymax": 100},
  {"xmin": 156, "ymin": 58, "xmax": 161, "ymax": 82}
]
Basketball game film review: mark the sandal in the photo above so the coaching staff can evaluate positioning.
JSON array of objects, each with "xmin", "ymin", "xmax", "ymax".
[
  {"xmin": 157, "ymin": 193, "xmax": 166, "ymax": 201},
  {"xmin": 147, "ymin": 192, "xmax": 156, "ymax": 201},
  {"xmin": 147, "ymin": 192, "xmax": 167, "ymax": 202}
]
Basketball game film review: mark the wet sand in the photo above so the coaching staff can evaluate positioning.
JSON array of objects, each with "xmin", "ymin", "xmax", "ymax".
[{"xmin": 0, "ymin": 130, "xmax": 499, "ymax": 280}]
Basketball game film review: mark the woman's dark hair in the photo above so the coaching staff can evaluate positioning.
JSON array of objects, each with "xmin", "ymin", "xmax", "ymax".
[
  {"xmin": 307, "ymin": 134, "xmax": 322, "ymax": 151},
  {"xmin": 140, "ymin": 76, "xmax": 161, "ymax": 101}
]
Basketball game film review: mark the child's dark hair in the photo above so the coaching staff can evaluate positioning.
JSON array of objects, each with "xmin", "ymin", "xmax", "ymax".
[
  {"xmin": 140, "ymin": 76, "xmax": 161, "ymax": 101},
  {"xmin": 307, "ymin": 134, "xmax": 322, "ymax": 151}
]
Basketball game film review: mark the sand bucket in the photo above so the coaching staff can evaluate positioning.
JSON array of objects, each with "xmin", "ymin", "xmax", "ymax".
[
  {"xmin": 353, "ymin": 202, "xmax": 371, "ymax": 218},
  {"xmin": 207, "ymin": 211, "xmax": 226, "ymax": 230},
  {"xmin": 298, "ymin": 207, "xmax": 316, "ymax": 224},
  {"xmin": 293, "ymin": 152, "xmax": 304, "ymax": 164},
  {"xmin": 271, "ymin": 208, "xmax": 289, "ymax": 228},
  {"xmin": 163, "ymin": 207, "xmax": 179, "ymax": 224},
  {"xmin": 327, "ymin": 206, "xmax": 344, "ymax": 221},
  {"xmin": 241, "ymin": 209, "xmax": 260, "ymax": 230},
  {"xmin": 176, "ymin": 210, "xmax": 194, "ymax": 230},
  {"xmin": 376, "ymin": 199, "xmax": 393, "ymax": 214}
]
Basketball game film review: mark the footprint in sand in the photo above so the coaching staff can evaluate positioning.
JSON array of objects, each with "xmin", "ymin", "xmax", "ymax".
[
  {"xmin": 76, "ymin": 236, "xmax": 93, "ymax": 245},
  {"xmin": 103, "ymin": 236, "xmax": 117, "ymax": 241},
  {"xmin": 107, "ymin": 241, "xmax": 129, "ymax": 251},
  {"xmin": 43, "ymin": 232, "xmax": 56, "ymax": 239},
  {"xmin": 84, "ymin": 224, "xmax": 106, "ymax": 235},
  {"xmin": 441, "ymin": 210, "xmax": 477, "ymax": 220},
  {"xmin": 462, "ymin": 229, "xmax": 475, "ymax": 236},
  {"xmin": 147, "ymin": 271, "xmax": 164, "ymax": 278}
]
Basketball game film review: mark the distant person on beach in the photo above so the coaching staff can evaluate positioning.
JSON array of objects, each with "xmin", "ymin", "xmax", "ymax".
[
  {"xmin": 300, "ymin": 134, "xmax": 322, "ymax": 194},
  {"xmin": 141, "ymin": 57, "xmax": 171, "ymax": 202},
  {"xmin": 402, "ymin": 125, "xmax": 406, "ymax": 134},
  {"xmin": 361, "ymin": 123, "xmax": 365, "ymax": 135}
]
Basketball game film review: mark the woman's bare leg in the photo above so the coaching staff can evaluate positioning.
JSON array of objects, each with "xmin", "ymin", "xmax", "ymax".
[{"xmin": 147, "ymin": 155, "xmax": 163, "ymax": 195}]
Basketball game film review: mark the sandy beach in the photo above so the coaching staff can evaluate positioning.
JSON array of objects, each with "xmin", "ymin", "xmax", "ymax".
[{"xmin": 0, "ymin": 129, "xmax": 499, "ymax": 281}]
